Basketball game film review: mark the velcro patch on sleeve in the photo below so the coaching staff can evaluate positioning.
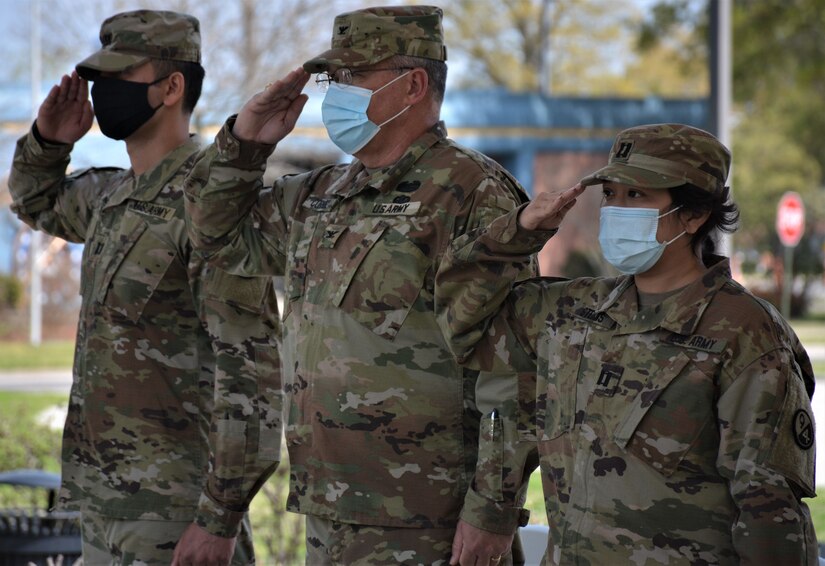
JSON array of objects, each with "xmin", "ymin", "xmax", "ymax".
[{"xmin": 765, "ymin": 373, "xmax": 816, "ymax": 498}]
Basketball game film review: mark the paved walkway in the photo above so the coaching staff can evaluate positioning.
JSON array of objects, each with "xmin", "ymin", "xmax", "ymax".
[{"xmin": 0, "ymin": 369, "xmax": 72, "ymax": 392}]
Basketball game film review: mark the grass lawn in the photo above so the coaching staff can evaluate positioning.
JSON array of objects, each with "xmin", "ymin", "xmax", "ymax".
[
  {"xmin": 0, "ymin": 340, "xmax": 74, "ymax": 370},
  {"xmin": 790, "ymin": 319, "xmax": 825, "ymax": 346}
]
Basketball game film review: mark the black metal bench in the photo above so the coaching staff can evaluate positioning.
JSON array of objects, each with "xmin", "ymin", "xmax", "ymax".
[{"xmin": 0, "ymin": 470, "xmax": 80, "ymax": 566}]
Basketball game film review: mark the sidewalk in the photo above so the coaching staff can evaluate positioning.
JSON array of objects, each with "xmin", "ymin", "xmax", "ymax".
[{"xmin": 0, "ymin": 369, "xmax": 72, "ymax": 393}]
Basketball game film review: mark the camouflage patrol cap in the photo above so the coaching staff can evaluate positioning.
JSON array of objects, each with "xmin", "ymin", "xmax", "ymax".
[
  {"xmin": 76, "ymin": 10, "xmax": 201, "ymax": 80},
  {"xmin": 303, "ymin": 5, "xmax": 447, "ymax": 73},
  {"xmin": 581, "ymin": 123, "xmax": 730, "ymax": 194}
]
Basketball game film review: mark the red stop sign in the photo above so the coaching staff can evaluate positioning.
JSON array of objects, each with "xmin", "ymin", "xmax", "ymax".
[{"xmin": 776, "ymin": 192, "xmax": 805, "ymax": 247}]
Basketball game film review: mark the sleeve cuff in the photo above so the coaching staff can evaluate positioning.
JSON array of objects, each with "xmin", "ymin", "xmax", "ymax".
[
  {"xmin": 217, "ymin": 115, "xmax": 277, "ymax": 167},
  {"xmin": 27, "ymin": 122, "xmax": 73, "ymax": 159},
  {"xmin": 459, "ymin": 486, "xmax": 530, "ymax": 535},
  {"xmin": 194, "ymin": 492, "xmax": 246, "ymax": 538}
]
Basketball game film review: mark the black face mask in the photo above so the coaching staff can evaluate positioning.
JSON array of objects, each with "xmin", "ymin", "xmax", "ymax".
[{"xmin": 90, "ymin": 75, "xmax": 168, "ymax": 140}]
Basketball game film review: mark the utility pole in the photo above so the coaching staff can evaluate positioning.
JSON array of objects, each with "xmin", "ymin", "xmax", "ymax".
[
  {"xmin": 709, "ymin": 0, "xmax": 732, "ymax": 257},
  {"xmin": 29, "ymin": 0, "xmax": 42, "ymax": 345},
  {"xmin": 537, "ymin": 0, "xmax": 554, "ymax": 95}
]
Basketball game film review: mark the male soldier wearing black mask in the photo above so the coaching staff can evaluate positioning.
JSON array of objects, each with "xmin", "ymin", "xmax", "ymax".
[{"xmin": 8, "ymin": 10, "xmax": 283, "ymax": 565}]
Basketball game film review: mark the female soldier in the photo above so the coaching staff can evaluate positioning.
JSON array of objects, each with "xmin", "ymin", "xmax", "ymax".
[{"xmin": 439, "ymin": 124, "xmax": 818, "ymax": 565}]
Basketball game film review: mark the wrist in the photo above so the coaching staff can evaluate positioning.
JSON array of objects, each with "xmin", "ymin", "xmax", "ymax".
[
  {"xmin": 516, "ymin": 209, "xmax": 537, "ymax": 231},
  {"xmin": 32, "ymin": 121, "xmax": 69, "ymax": 146}
]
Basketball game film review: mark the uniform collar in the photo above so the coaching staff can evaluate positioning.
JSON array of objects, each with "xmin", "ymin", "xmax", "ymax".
[
  {"xmin": 597, "ymin": 255, "xmax": 731, "ymax": 336},
  {"xmin": 105, "ymin": 136, "xmax": 202, "ymax": 209},
  {"xmin": 326, "ymin": 121, "xmax": 448, "ymax": 200}
]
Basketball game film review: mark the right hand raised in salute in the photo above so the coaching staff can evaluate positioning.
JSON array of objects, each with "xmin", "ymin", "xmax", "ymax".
[
  {"xmin": 36, "ymin": 70, "xmax": 94, "ymax": 144},
  {"xmin": 519, "ymin": 183, "xmax": 586, "ymax": 231},
  {"xmin": 232, "ymin": 67, "xmax": 310, "ymax": 145}
]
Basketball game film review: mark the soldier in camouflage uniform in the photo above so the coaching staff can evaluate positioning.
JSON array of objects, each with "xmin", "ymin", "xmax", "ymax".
[
  {"xmin": 8, "ymin": 10, "xmax": 282, "ymax": 565},
  {"xmin": 184, "ymin": 5, "xmax": 539, "ymax": 565},
  {"xmin": 438, "ymin": 123, "xmax": 819, "ymax": 564}
]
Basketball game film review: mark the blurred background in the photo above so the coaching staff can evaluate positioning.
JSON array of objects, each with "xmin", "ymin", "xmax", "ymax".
[{"xmin": 0, "ymin": 0, "xmax": 823, "ymax": 563}]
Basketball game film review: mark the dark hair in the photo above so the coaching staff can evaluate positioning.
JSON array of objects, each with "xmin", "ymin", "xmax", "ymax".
[
  {"xmin": 669, "ymin": 183, "xmax": 739, "ymax": 257},
  {"xmin": 391, "ymin": 54, "xmax": 447, "ymax": 104},
  {"xmin": 150, "ymin": 59, "xmax": 205, "ymax": 114}
]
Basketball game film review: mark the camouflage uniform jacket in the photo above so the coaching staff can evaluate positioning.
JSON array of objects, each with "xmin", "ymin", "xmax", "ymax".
[
  {"xmin": 184, "ymin": 118, "xmax": 537, "ymax": 532},
  {"xmin": 9, "ymin": 128, "xmax": 281, "ymax": 537},
  {"xmin": 438, "ymin": 208, "xmax": 818, "ymax": 564}
]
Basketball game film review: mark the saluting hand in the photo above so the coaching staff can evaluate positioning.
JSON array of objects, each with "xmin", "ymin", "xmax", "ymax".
[
  {"xmin": 518, "ymin": 183, "xmax": 586, "ymax": 231},
  {"xmin": 36, "ymin": 71, "xmax": 94, "ymax": 144},
  {"xmin": 232, "ymin": 67, "xmax": 310, "ymax": 145}
]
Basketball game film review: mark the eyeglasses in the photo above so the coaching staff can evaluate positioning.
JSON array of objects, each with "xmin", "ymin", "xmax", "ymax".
[{"xmin": 315, "ymin": 67, "xmax": 413, "ymax": 92}]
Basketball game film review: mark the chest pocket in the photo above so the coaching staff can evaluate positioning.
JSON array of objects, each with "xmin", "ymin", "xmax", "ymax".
[
  {"xmin": 97, "ymin": 222, "xmax": 177, "ymax": 322},
  {"xmin": 536, "ymin": 323, "xmax": 587, "ymax": 441},
  {"xmin": 80, "ymin": 211, "xmax": 106, "ymax": 301},
  {"xmin": 331, "ymin": 218, "xmax": 428, "ymax": 340},
  {"xmin": 284, "ymin": 217, "xmax": 315, "ymax": 315},
  {"xmin": 611, "ymin": 351, "xmax": 712, "ymax": 477}
]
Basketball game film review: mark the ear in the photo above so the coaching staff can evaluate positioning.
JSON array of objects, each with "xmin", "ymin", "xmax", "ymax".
[
  {"xmin": 679, "ymin": 208, "xmax": 711, "ymax": 235},
  {"xmin": 403, "ymin": 67, "xmax": 429, "ymax": 105},
  {"xmin": 161, "ymin": 71, "xmax": 186, "ymax": 107}
]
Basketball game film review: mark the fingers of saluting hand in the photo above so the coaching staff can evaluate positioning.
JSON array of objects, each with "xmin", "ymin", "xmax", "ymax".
[
  {"xmin": 55, "ymin": 74, "xmax": 71, "ymax": 104},
  {"xmin": 43, "ymin": 72, "xmax": 88, "ymax": 108},
  {"xmin": 259, "ymin": 67, "xmax": 310, "ymax": 105},
  {"xmin": 541, "ymin": 182, "xmax": 585, "ymax": 215},
  {"xmin": 542, "ymin": 182, "xmax": 585, "ymax": 208},
  {"xmin": 520, "ymin": 182, "xmax": 587, "ymax": 231},
  {"xmin": 234, "ymin": 68, "xmax": 310, "ymax": 143},
  {"xmin": 66, "ymin": 71, "xmax": 82, "ymax": 102},
  {"xmin": 41, "ymin": 83, "xmax": 61, "ymax": 110}
]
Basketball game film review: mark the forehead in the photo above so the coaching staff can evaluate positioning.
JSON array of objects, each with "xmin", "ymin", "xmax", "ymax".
[
  {"xmin": 604, "ymin": 181, "xmax": 664, "ymax": 192},
  {"xmin": 326, "ymin": 63, "xmax": 383, "ymax": 74}
]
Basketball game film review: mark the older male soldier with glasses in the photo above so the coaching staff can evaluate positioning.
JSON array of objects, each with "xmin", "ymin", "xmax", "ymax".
[{"xmin": 184, "ymin": 5, "xmax": 538, "ymax": 565}]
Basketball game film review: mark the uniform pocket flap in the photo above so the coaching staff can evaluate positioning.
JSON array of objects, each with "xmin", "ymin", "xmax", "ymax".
[{"xmin": 613, "ymin": 351, "xmax": 692, "ymax": 450}]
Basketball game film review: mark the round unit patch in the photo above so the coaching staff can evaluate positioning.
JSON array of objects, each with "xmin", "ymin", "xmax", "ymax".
[{"xmin": 793, "ymin": 409, "xmax": 814, "ymax": 450}]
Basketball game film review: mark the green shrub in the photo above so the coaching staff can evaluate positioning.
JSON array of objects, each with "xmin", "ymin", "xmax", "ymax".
[
  {"xmin": 0, "ymin": 274, "xmax": 22, "ymax": 309},
  {"xmin": 0, "ymin": 392, "xmax": 64, "ymax": 508}
]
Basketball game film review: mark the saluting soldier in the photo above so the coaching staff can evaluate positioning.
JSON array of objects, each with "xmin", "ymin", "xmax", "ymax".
[
  {"xmin": 9, "ymin": 10, "xmax": 282, "ymax": 565},
  {"xmin": 184, "ymin": 5, "xmax": 538, "ymax": 565},
  {"xmin": 438, "ymin": 123, "xmax": 819, "ymax": 565}
]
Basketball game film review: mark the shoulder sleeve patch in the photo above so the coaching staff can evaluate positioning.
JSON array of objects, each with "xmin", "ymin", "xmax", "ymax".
[{"xmin": 765, "ymin": 371, "xmax": 816, "ymax": 498}]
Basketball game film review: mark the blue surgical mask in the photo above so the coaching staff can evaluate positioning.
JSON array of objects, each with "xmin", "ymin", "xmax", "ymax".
[
  {"xmin": 598, "ymin": 206, "xmax": 685, "ymax": 275},
  {"xmin": 321, "ymin": 71, "xmax": 411, "ymax": 155}
]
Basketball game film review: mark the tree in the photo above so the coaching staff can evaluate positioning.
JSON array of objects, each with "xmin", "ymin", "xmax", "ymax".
[
  {"xmin": 642, "ymin": 1, "xmax": 825, "ymax": 241},
  {"xmin": 732, "ymin": 112, "xmax": 821, "ymax": 249},
  {"xmin": 443, "ymin": 0, "xmax": 645, "ymax": 94},
  {"xmin": 5, "ymin": 0, "xmax": 358, "ymax": 125}
]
